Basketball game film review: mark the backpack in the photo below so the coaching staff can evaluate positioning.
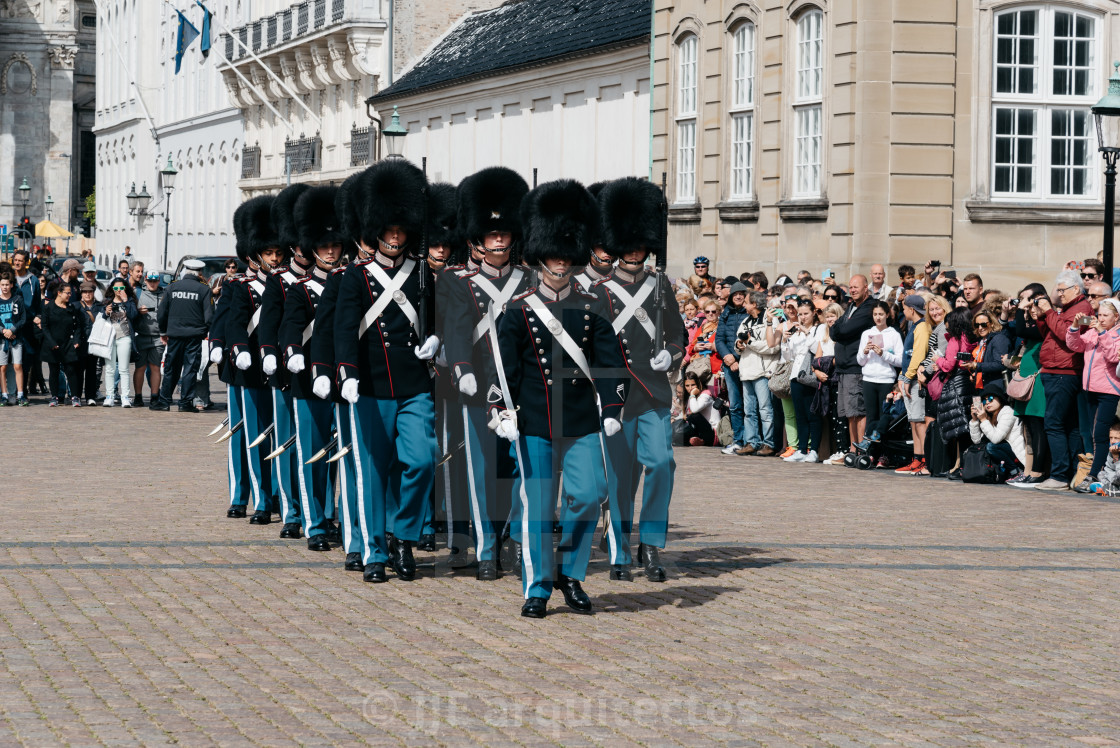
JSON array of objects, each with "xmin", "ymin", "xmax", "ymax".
[
  {"xmin": 961, "ymin": 443, "xmax": 999, "ymax": 483},
  {"xmin": 924, "ymin": 419, "xmax": 951, "ymax": 478}
]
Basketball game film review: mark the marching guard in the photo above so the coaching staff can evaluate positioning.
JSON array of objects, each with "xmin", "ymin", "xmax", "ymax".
[
  {"xmin": 258, "ymin": 184, "xmax": 312, "ymax": 539},
  {"xmin": 444, "ymin": 167, "xmax": 532, "ymax": 581},
  {"xmin": 595, "ymin": 178, "xmax": 685, "ymax": 582},
  {"xmin": 225, "ymin": 195, "xmax": 288, "ymax": 524},
  {"xmin": 489, "ymin": 179, "xmax": 628, "ymax": 618},
  {"xmin": 575, "ymin": 182, "xmax": 615, "ymax": 291},
  {"xmin": 334, "ymin": 160, "xmax": 439, "ymax": 584},
  {"xmin": 278, "ymin": 186, "xmax": 345, "ymax": 552}
]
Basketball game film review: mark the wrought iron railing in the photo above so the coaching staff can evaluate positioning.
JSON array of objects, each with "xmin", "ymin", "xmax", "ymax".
[
  {"xmin": 313, "ymin": 0, "xmax": 326, "ymax": 30},
  {"xmin": 285, "ymin": 133, "xmax": 322, "ymax": 175},
  {"xmin": 223, "ymin": 33, "xmax": 233, "ymax": 60},
  {"xmin": 242, "ymin": 144, "xmax": 262, "ymax": 179},
  {"xmin": 266, "ymin": 15, "xmax": 278, "ymax": 46},
  {"xmin": 296, "ymin": 1, "xmax": 309, "ymax": 35},
  {"xmin": 350, "ymin": 125, "xmax": 371, "ymax": 167},
  {"xmin": 251, "ymin": 21, "xmax": 262, "ymax": 51},
  {"xmin": 332, "ymin": 0, "xmax": 344, "ymax": 23},
  {"xmin": 226, "ymin": 0, "xmax": 368, "ymax": 60},
  {"xmin": 281, "ymin": 9, "xmax": 292, "ymax": 41}
]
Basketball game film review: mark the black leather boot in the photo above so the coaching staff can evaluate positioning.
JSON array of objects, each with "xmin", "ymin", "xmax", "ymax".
[
  {"xmin": 555, "ymin": 574, "xmax": 593, "ymax": 614},
  {"xmin": 391, "ymin": 539, "xmax": 416, "ymax": 581},
  {"xmin": 638, "ymin": 543, "xmax": 666, "ymax": 582}
]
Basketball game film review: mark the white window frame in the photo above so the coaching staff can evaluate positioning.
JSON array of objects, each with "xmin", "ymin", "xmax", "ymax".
[
  {"xmin": 792, "ymin": 9, "xmax": 824, "ymax": 199},
  {"xmin": 990, "ymin": 4, "xmax": 1100, "ymax": 203},
  {"xmin": 729, "ymin": 22, "xmax": 755, "ymax": 200},
  {"xmin": 676, "ymin": 34, "xmax": 699, "ymax": 203}
]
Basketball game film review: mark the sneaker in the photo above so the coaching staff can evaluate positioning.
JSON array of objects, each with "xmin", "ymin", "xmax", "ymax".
[
  {"xmin": 87, "ymin": 398, "xmax": 97, "ymax": 406},
  {"xmin": 48, "ymin": 398, "xmax": 58, "ymax": 407},
  {"xmin": 1010, "ymin": 475, "xmax": 1046, "ymax": 488},
  {"xmin": 779, "ymin": 446, "xmax": 797, "ymax": 459},
  {"xmin": 783, "ymin": 450, "xmax": 806, "ymax": 462},
  {"xmin": 853, "ymin": 437, "xmax": 871, "ymax": 451},
  {"xmin": 121, "ymin": 399, "xmax": 133, "ymax": 408},
  {"xmin": 17, "ymin": 396, "xmax": 28, "ymax": 407},
  {"xmin": 0, "ymin": 396, "xmax": 8, "ymax": 406},
  {"xmin": 71, "ymin": 397, "xmax": 81, "ymax": 407},
  {"xmin": 1004, "ymin": 472, "xmax": 1027, "ymax": 485},
  {"xmin": 895, "ymin": 458, "xmax": 923, "ymax": 474},
  {"xmin": 867, "ymin": 430, "xmax": 881, "ymax": 443},
  {"xmin": 1034, "ymin": 478, "xmax": 1070, "ymax": 491},
  {"xmin": 721, "ymin": 443, "xmax": 743, "ymax": 455},
  {"xmin": 1073, "ymin": 478, "xmax": 1095, "ymax": 494},
  {"xmin": 102, "ymin": 399, "xmax": 114, "ymax": 407},
  {"xmin": 802, "ymin": 450, "xmax": 819, "ymax": 463},
  {"xmin": 825, "ymin": 451, "xmax": 847, "ymax": 465},
  {"xmin": 876, "ymin": 456, "xmax": 889, "ymax": 469}
]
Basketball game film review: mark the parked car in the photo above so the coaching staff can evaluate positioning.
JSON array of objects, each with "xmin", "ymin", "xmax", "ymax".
[{"xmin": 171, "ymin": 255, "xmax": 245, "ymax": 282}]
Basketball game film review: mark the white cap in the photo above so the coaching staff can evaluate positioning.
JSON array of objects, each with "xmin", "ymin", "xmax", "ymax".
[
  {"xmin": 183, "ymin": 259, "xmax": 205, "ymax": 271},
  {"xmin": 82, "ymin": 261, "xmax": 96, "ymax": 273}
]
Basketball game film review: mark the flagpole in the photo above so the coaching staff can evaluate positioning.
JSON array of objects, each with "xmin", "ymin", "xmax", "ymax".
[
  {"xmin": 91, "ymin": 0, "xmax": 161, "ymax": 150},
  {"xmin": 196, "ymin": 0, "xmax": 322, "ymax": 126},
  {"xmin": 160, "ymin": 0, "xmax": 295, "ymax": 135}
]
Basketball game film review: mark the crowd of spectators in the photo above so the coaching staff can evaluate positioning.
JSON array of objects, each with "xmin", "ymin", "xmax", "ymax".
[
  {"xmin": 0, "ymin": 249, "xmax": 236, "ymax": 411},
  {"xmin": 671, "ymin": 255, "xmax": 1120, "ymax": 494}
]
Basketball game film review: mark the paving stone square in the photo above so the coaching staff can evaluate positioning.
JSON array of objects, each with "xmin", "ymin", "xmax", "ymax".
[{"xmin": 1, "ymin": 388, "xmax": 1119, "ymax": 746}]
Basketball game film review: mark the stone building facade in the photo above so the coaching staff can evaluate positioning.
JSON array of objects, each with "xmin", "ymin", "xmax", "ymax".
[
  {"xmin": 0, "ymin": 0, "xmax": 95, "ymax": 240},
  {"xmin": 653, "ymin": 0, "xmax": 1120, "ymax": 289}
]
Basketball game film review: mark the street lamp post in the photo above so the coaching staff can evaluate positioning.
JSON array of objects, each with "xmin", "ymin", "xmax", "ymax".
[
  {"xmin": 17, "ymin": 177, "xmax": 30, "ymax": 251},
  {"xmin": 45, "ymin": 194, "xmax": 53, "ymax": 222},
  {"xmin": 159, "ymin": 156, "xmax": 178, "ymax": 272},
  {"xmin": 1092, "ymin": 61, "xmax": 1120, "ymax": 290},
  {"xmin": 381, "ymin": 105, "xmax": 408, "ymax": 159}
]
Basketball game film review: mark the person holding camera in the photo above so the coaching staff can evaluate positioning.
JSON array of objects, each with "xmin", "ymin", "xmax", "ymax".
[
  {"xmin": 968, "ymin": 380, "xmax": 1026, "ymax": 474},
  {"xmin": 1065, "ymin": 297, "xmax": 1120, "ymax": 491},
  {"xmin": 766, "ymin": 292, "xmax": 808, "ymax": 457},
  {"xmin": 855, "ymin": 300, "xmax": 903, "ymax": 449},
  {"xmin": 1032, "ymin": 270, "xmax": 1092, "ymax": 491},
  {"xmin": 97, "ymin": 279, "xmax": 139, "ymax": 407},
  {"xmin": 733, "ymin": 291, "xmax": 780, "ymax": 456},
  {"xmin": 931, "ymin": 307, "xmax": 978, "ymax": 480},
  {"xmin": 715, "ymin": 282, "xmax": 750, "ymax": 453}
]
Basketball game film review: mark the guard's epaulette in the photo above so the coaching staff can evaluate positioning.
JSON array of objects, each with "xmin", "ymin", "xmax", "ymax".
[
  {"xmin": 511, "ymin": 287, "xmax": 536, "ymax": 303},
  {"xmin": 354, "ymin": 257, "xmax": 374, "ymax": 266},
  {"xmin": 291, "ymin": 274, "xmax": 312, "ymax": 286},
  {"xmin": 331, "ymin": 266, "xmax": 348, "ymax": 275},
  {"xmin": 275, "ymin": 264, "xmax": 291, "ymax": 273},
  {"xmin": 575, "ymin": 286, "xmax": 599, "ymax": 300}
]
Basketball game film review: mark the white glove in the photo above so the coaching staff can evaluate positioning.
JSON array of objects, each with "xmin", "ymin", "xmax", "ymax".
[
  {"xmin": 312, "ymin": 375, "xmax": 332, "ymax": 400},
  {"xmin": 341, "ymin": 379, "xmax": 360, "ymax": 404},
  {"xmin": 200, "ymin": 340, "xmax": 211, "ymax": 364},
  {"xmin": 287, "ymin": 353, "xmax": 305, "ymax": 373},
  {"xmin": 235, "ymin": 351, "xmax": 251, "ymax": 370},
  {"xmin": 458, "ymin": 373, "xmax": 477, "ymax": 397},
  {"xmin": 488, "ymin": 409, "xmax": 519, "ymax": 441},
  {"xmin": 603, "ymin": 418, "xmax": 622, "ymax": 437},
  {"xmin": 262, "ymin": 354, "xmax": 277, "ymax": 376},
  {"xmin": 209, "ymin": 345, "xmax": 223, "ymax": 364},
  {"xmin": 414, "ymin": 334, "xmax": 440, "ymax": 360},
  {"xmin": 650, "ymin": 350, "xmax": 673, "ymax": 372}
]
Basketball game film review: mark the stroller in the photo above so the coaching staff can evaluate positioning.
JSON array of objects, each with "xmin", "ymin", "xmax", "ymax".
[{"xmin": 844, "ymin": 397, "xmax": 912, "ymax": 470}]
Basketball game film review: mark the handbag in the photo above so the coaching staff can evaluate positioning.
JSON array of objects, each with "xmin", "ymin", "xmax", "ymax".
[
  {"xmin": 768, "ymin": 361, "xmax": 792, "ymax": 397},
  {"xmin": 926, "ymin": 369, "xmax": 946, "ymax": 401},
  {"xmin": 961, "ymin": 443, "xmax": 999, "ymax": 483},
  {"xmin": 685, "ymin": 353, "xmax": 711, "ymax": 378},
  {"xmin": 1006, "ymin": 370, "xmax": 1036, "ymax": 402},
  {"xmin": 87, "ymin": 314, "xmax": 117, "ymax": 359}
]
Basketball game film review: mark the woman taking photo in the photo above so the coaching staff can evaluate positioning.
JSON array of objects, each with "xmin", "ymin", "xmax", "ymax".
[
  {"xmin": 963, "ymin": 310, "xmax": 1009, "ymax": 390},
  {"xmin": 933, "ymin": 307, "xmax": 978, "ymax": 480},
  {"xmin": 1006, "ymin": 284, "xmax": 1050, "ymax": 487},
  {"xmin": 784, "ymin": 299, "xmax": 826, "ymax": 463},
  {"xmin": 855, "ymin": 300, "xmax": 904, "ymax": 447},
  {"xmin": 685, "ymin": 299, "xmax": 723, "ymax": 382},
  {"xmin": 682, "ymin": 371, "xmax": 721, "ymax": 446},
  {"xmin": 41, "ymin": 281, "xmax": 85, "ymax": 407},
  {"xmin": 766, "ymin": 293, "xmax": 807, "ymax": 457},
  {"xmin": 98, "ymin": 279, "xmax": 139, "ymax": 407},
  {"xmin": 1066, "ymin": 297, "xmax": 1120, "ymax": 491}
]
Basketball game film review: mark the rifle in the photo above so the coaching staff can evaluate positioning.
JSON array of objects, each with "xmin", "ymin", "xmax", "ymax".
[
  {"xmin": 418, "ymin": 156, "xmax": 430, "ymax": 340},
  {"xmin": 654, "ymin": 172, "xmax": 668, "ymax": 351}
]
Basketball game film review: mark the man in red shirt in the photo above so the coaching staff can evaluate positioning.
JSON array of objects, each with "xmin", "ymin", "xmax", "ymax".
[{"xmin": 1032, "ymin": 270, "xmax": 1092, "ymax": 491}]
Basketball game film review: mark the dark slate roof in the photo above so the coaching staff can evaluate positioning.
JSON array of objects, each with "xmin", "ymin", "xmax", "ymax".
[{"xmin": 370, "ymin": 0, "xmax": 650, "ymax": 102}]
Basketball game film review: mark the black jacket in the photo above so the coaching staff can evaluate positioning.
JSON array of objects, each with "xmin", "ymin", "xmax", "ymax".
[
  {"xmin": 491, "ymin": 282, "xmax": 627, "ymax": 440},
  {"xmin": 278, "ymin": 267, "xmax": 330, "ymax": 400},
  {"xmin": 334, "ymin": 256, "xmax": 435, "ymax": 399},
  {"xmin": 40, "ymin": 302, "xmax": 85, "ymax": 364},
  {"xmin": 832, "ymin": 297, "xmax": 876, "ymax": 375},
  {"xmin": 257, "ymin": 266, "xmax": 304, "ymax": 389},
  {"xmin": 225, "ymin": 271, "xmax": 269, "ymax": 389},
  {"xmin": 208, "ymin": 278, "xmax": 235, "ymax": 385},
  {"xmin": 157, "ymin": 275, "xmax": 212, "ymax": 338}
]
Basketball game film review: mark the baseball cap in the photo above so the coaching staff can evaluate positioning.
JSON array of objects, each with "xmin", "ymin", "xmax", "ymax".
[
  {"xmin": 82, "ymin": 261, "xmax": 97, "ymax": 273},
  {"xmin": 61, "ymin": 258, "xmax": 82, "ymax": 273},
  {"xmin": 903, "ymin": 294, "xmax": 927, "ymax": 312},
  {"xmin": 146, "ymin": 271, "xmax": 160, "ymax": 280}
]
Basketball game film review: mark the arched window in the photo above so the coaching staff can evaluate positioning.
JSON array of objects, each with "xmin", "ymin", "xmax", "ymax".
[
  {"xmin": 991, "ymin": 5, "xmax": 1098, "ymax": 200},
  {"xmin": 793, "ymin": 8, "xmax": 823, "ymax": 198},
  {"xmin": 676, "ymin": 33, "xmax": 699, "ymax": 202},
  {"xmin": 729, "ymin": 22, "xmax": 756, "ymax": 200}
]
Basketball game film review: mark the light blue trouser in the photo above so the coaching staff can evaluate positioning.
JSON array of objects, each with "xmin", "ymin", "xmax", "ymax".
[
  {"xmin": 604, "ymin": 407, "xmax": 675, "ymax": 564},
  {"xmin": 463, "ymin": 404, "xmax": 520, "ymax": 562},
  {"xmin": 335, "ymin": 405, "xmax": 361, "ymax": 554},
  {"xmin": 742, "ymin": 377, "xmax": 776, "ymax": 449},
  {"xmin": 516, "ymin": 433, "xmax": 605, "ymax": 600},
  {"xmin": 351, "ymin": 393, "xmax": 436, "ymax": 565},
  {"xmin": 241, "ymin": 386, "xmax": 275, "ymax": 512},
  {"xmin": 436, "ymin": 395, "xmax": 471, "ymax": 552},
  {"xmin": 293, "ymin": 396, "xmax": 334, "ymax": 538},
  {"xmin": 271, "ymin": 388, "xmax": 300, "ymax": 525},
  {"xmin": 226, "ymin": 385, "xmax": 252, "ymax": 508}
]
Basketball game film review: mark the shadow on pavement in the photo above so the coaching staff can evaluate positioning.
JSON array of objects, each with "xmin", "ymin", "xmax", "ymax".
[{"xmin": 596, "ymin": 584, "xmax": 743, "ymax": 612}]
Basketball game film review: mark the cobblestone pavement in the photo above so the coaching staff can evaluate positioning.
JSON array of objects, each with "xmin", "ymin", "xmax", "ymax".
[{"xmin": 2, "ymin": 389, "xmax": 1119, "ymax": 746}]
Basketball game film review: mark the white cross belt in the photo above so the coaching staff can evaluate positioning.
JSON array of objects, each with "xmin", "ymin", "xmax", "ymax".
[
  {"xmin": 604, "ymin": 276, "xmax": 657, "ymax": 339},
  {"xmin": 358, "ymin": 258, "xmax": 417, "ymax": 337},
  {"xmin": 471, "ymin": 269, "xmax": 525, "ymax": 343}
]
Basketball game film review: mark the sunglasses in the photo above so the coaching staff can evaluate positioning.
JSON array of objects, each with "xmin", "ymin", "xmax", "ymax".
[
  {"xmin": 694, "ymin": 264, "xmax": 708, "ymax": 268},
  {"xmin": 974, "ymin": 322, "xmax": 989, "ymax": 329},
  {"xmin": 823, "ymin": 294, "xmax": 839, "ymax": 301},
  {"xmin": 111, "ymin": 287, "xmax": 126, "ymax": 291},
  {"xmin": 1090, "ymin": 292, "xmax": 1110, "ymax": 299},
  {"xmin": 1081, "ymin": 272, "xmax": 1099, "ymax": 279},
  {"xmin": 982, "ymin": 395, "xmax": 996, "ymax": 403}
]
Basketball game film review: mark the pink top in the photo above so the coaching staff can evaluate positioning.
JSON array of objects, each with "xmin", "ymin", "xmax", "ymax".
[
  {"xmin": 1066, "ymin": 326, "xmax": 1120, "ymax": 395},
  {"xmin": 936, "ymin": 335, "xmax": 977, "ymax": 374}
]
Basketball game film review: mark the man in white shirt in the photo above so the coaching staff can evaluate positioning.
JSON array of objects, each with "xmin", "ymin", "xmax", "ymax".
[{"xmin": 869, "ymin": 264, "xmax": 892, "ymax": 301}]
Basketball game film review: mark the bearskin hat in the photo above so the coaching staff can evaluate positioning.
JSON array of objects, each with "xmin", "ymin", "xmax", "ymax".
[
  {"xmin": 272, "ymin": 183, "xmax": 310, "ymax": 251},
  {"xmin": 335, "ymin": 171, "xmax": 363, "ymax": 249},
  {"xmin": 598, "ymin": 177, "xmax": 665, "ymax": 260},
  {"xmin": 234, "ymin": 195, "xmax": 279, "ymax": 263},
  {"xmin": 355, "ymin": 159, "xmax": 428, "ymax": 247},
  {"xmin": 520, "ymin": 179, "xmax": 599, "ymax": 267},
  {"xmin": 457, "ymin": 166, "xmax": 529, "ymax": 242},
  {"xmin": 427, "ymin": 182, "xmax": 459, "ymax": 249},
  {"xmin": 295, "ymin": 186, "xmax": 344, "ymax": 253}
]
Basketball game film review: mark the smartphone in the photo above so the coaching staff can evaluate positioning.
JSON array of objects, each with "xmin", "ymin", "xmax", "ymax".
[
  {"xmin": 773, "ymin": 309, "xmax": 787, "ymax": 322},
  {"xmin": 822, "ymin": 267, "xmax": 833, "ymax": 280},
  {"xmin": 972, "ymin": 396, "xmax": 983, "ymax": 410},
  {"xmin": 956, "ymin": 351, "xmax": 972, "ymax": 362},
  {"xmin": 930, "ymin": 260, "xmax": 941, "ymax": 269},
  {"xmin": 1010, "ymin": 299, "xmax": 1019, "ymax": 307},
  {"xmin": 869, "ymin": 333, "xmax": 884, "ymax": 349},
  {"xmin": 1077, "ymin": 315, "xmax": 1094, "ymax": 326}
]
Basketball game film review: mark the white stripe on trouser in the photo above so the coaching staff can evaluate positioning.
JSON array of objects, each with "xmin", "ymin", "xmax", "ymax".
[
  {"xmin": 463, "ymin": 406, "xmax": 485, "ymax": 554},
  {"xmin": 440, "ymin": 400, "xmax": 453, "ymax": 543},
  {"xmin": 350, "ymin": 401, "xmax": 371, "ymax": 564},
  {"xmin": 272, "ymin": 391, "xmax": 292, "ymax": 520},
  {"xmin": 515, "ymin": 437, "xmax": 534, "ymax": 599},
  {"xmin": 293, "ymin": 402, "xmax": 314, "ymax": 535},
  {"xmin": 240, "ymin": 388, "xmax": 263, "ymax": 508},
  {"xmin": 227, "ymin": 387, "xmax": 238, "ymax": 504},
  {"xmin": 336, "ymin": 407, "xmax": 353, "ymax": 551},
  {"xmin": 600, "ymin": 431, "xmax": 619, "ymax": 562}
]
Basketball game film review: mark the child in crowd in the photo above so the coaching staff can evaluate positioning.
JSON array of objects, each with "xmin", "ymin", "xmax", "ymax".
[{"xmin": 1089, "ymin": 421, "xmax": 1120, "ymax": 495}]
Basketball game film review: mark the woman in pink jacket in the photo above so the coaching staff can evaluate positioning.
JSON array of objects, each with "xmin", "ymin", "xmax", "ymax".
[{"xmin": 1066, "ymin": 297, "xmax": 1120, "ymax": 491}]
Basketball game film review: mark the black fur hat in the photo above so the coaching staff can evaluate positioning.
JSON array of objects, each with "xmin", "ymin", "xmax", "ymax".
[
  {"xmin": 235, "ymin": 195, "xmax": 279, "ymax": 263},
  {"xmin": 457, "ymin": 167, "xmax": 529, "ymax": 242},
  {"xmin": 335, "ymin": 171, "xmax": 363, "ymax": 251},
  {"xmin": 272, "ymin": 183, "xmax": 310, "ymax": 251},
  {"xmin": 295, "ymin": 186, "xmax": 344, "ymax": 252},
  {"xmin": 598, "ymin": 177, "xmax": 664, "ymax": 259},
  {"xmin": 520, "ymin": 179, "xmax": 599, "ymax": 267},
  {"xmin": 427, "ymin": 182, "xmax": 459, "ymax": 249},
  {"xmin": 356, "ymin": 159, "xmax": 428, "ymax": 247},
  {"xmin": 232, "ymin": 200, "xmax": 249, "ymax": 263}
]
